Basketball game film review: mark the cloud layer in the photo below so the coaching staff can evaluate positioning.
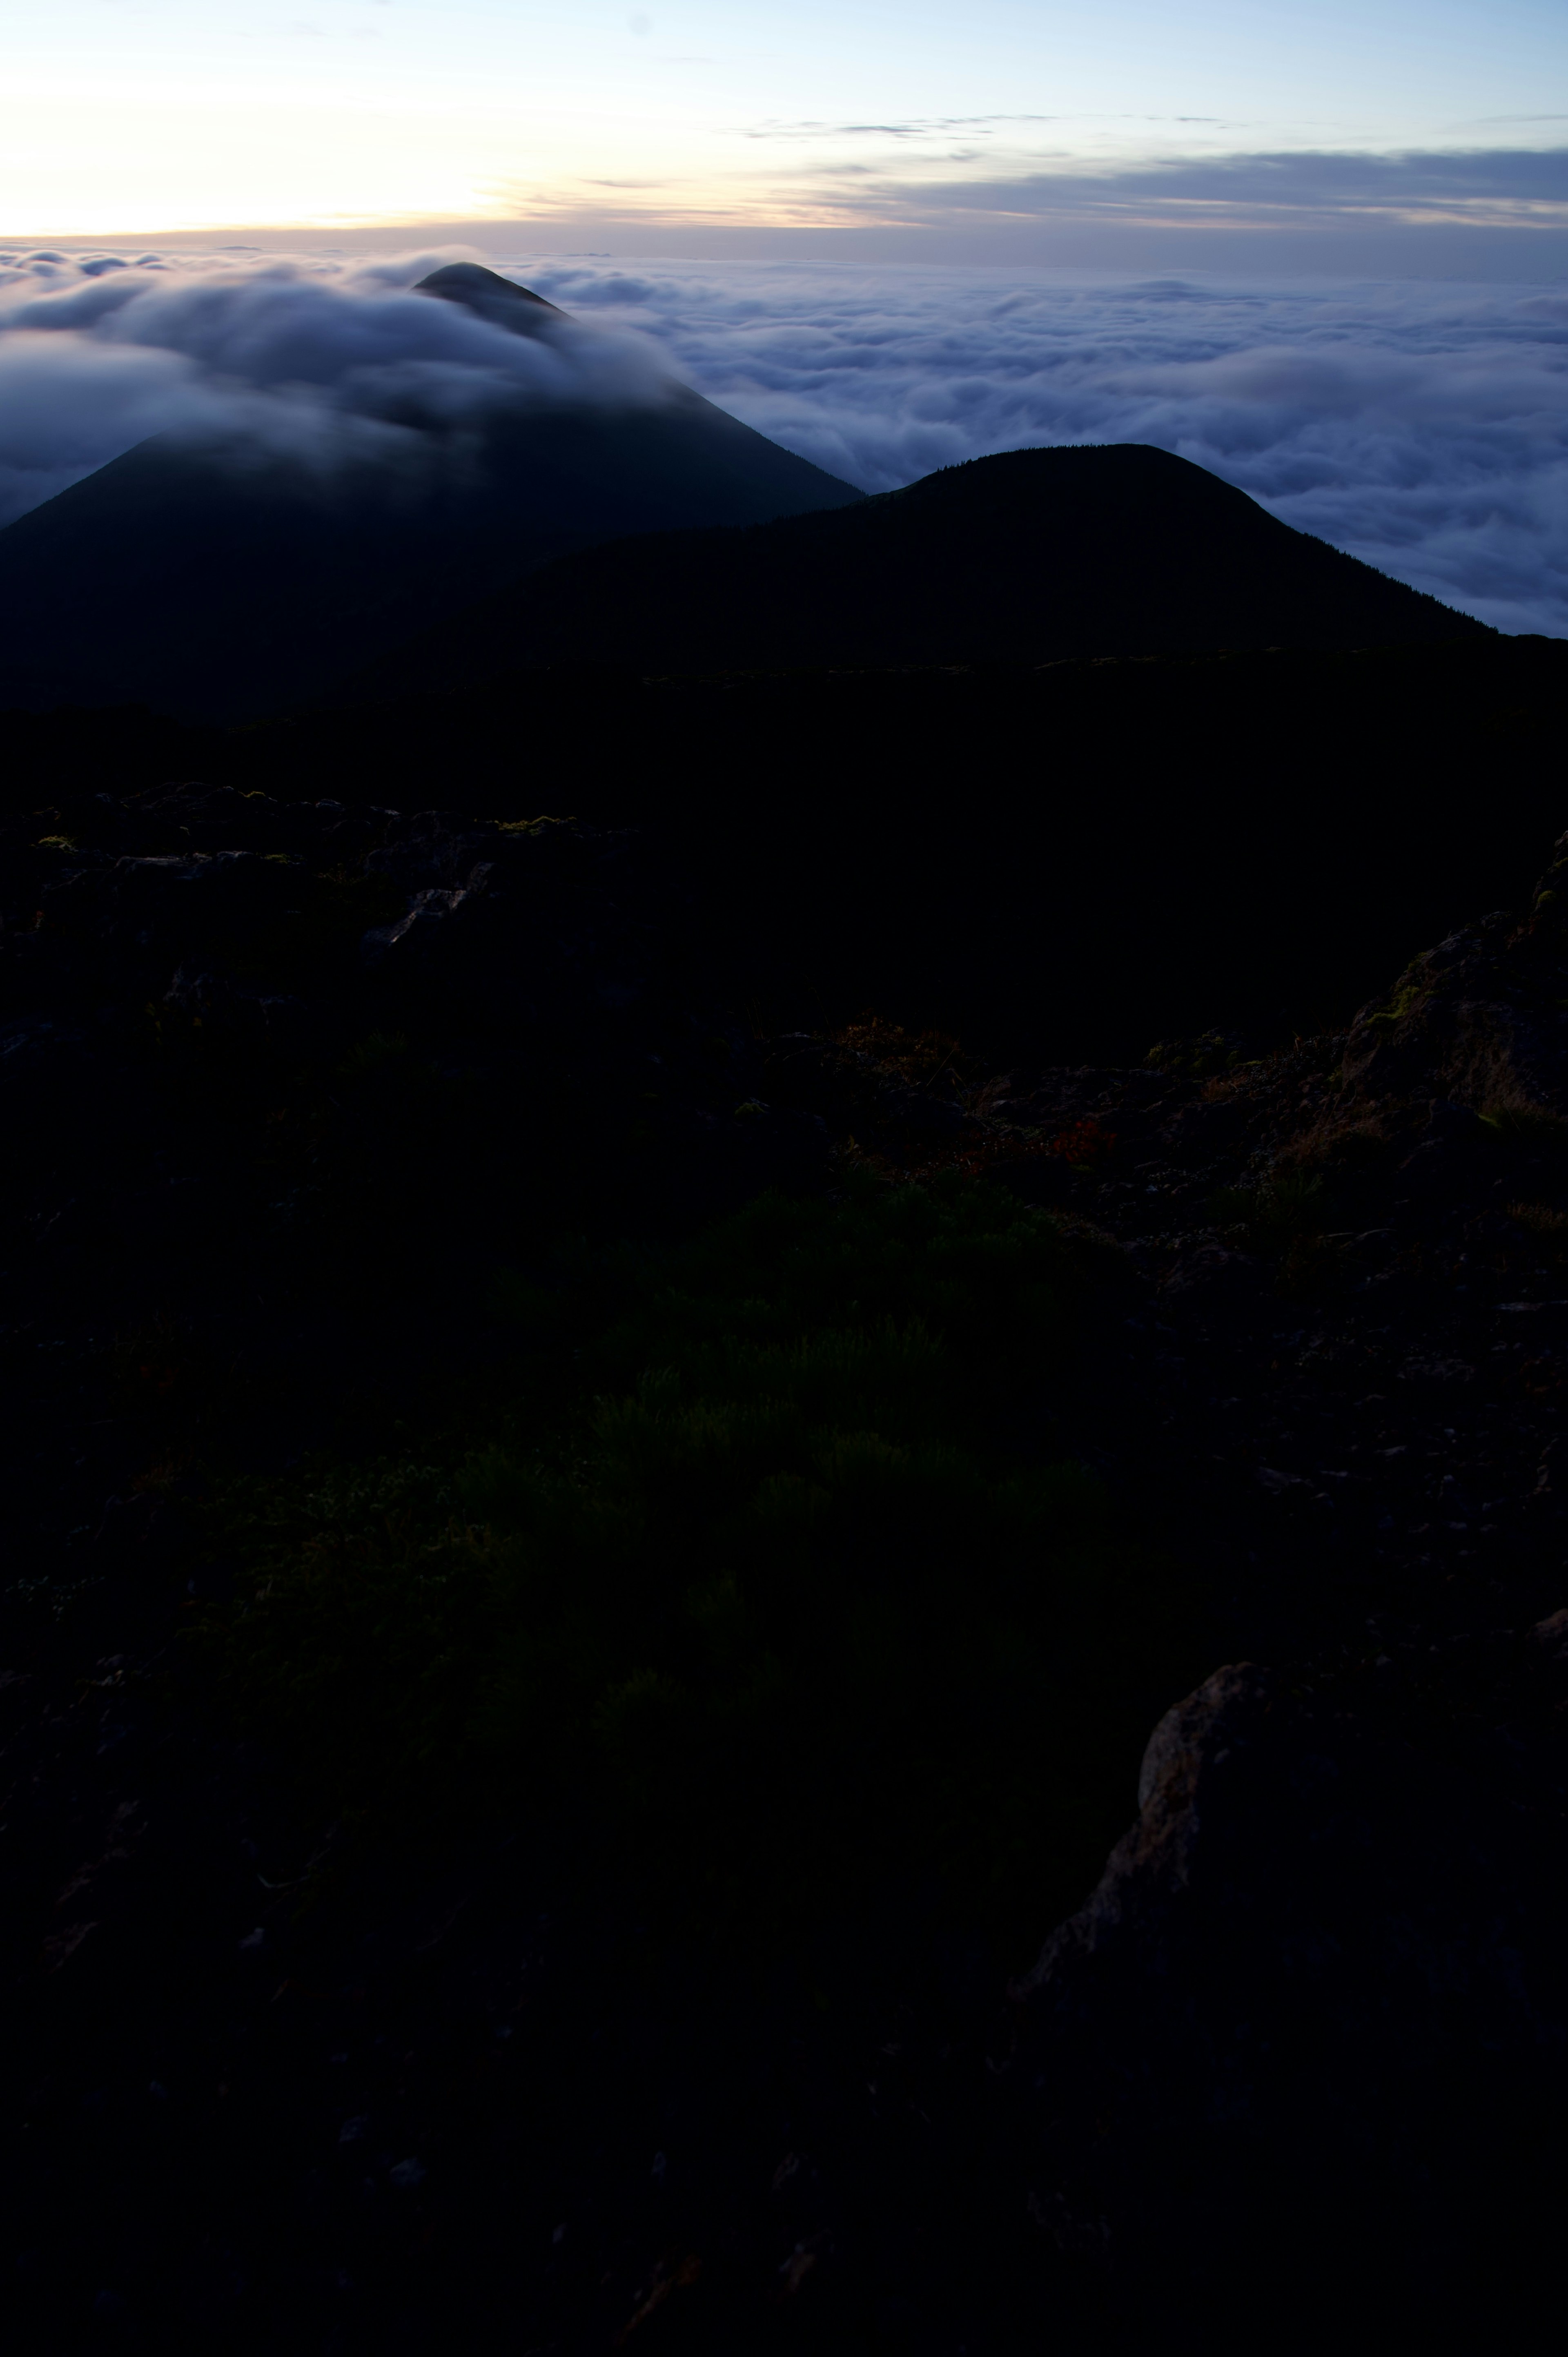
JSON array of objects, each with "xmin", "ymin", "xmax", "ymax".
[
  {"xmin": 1, "ymin": 245, "xmax": 1565, "ymax": 637},
  {"xmin": 528, "ymin": 257, "xmax": 1568, "ymax": 636}
]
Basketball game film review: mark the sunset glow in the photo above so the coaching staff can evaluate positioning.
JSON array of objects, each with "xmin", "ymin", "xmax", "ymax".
[{"xmin": 4, "ymin": 0, "xmax": 1565, "ymax": 242}]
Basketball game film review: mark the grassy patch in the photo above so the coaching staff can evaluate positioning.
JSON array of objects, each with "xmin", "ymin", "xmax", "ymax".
[
  {"xmin": 1361, "ymin": 977, "xmax": 1426, "ymax": 1031},
  {"xmin": 198, "ymin": 1175, "xmax": 1191, "ymax": 1948},
  {"xmin": 1480, "ymin": 1086, "xmax": 1568, "ymax": 1142},
  {"xmin": 1508, "ymin": 1201, "xmax": 1568, "ymax": 1261},
  {"xmin": 831, "ymin": 1015, "xmax": 963, "ymax": 1086},
  {"xmin": 1145, "ymin": 1030, "xmax": 1244, "ymax": 1080},
  {"xmin": 1209, "ymin": 1166, "xmax": 1327, "ymax": 1245}
]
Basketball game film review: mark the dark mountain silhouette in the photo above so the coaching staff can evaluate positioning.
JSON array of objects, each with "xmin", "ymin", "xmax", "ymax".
[
  {"xmin": 415, "ymin": 258, "xmax": 567, "ymax": 325},
  {"xmin": 0, "ymin": 264, "xmax": 861, "ymax": 723},
  {"xmin": 10, "ymin": 633, "xmax": 1559, "ymax": 1068},
  {"xmin": 363, "ymin": 442, "xmax": 1489, "ymax": 689}
]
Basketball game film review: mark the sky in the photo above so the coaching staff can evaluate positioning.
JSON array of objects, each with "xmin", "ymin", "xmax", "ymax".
[{"xmin": 2, "ymin": 1, "xmax": 1566, "ymax": 273}]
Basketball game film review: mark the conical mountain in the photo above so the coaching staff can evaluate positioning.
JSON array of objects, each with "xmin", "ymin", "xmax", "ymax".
[
  {"xmin": 415, "ymin": 260, "xmax": 568, "ymax": 328},
  {"xmin": 363, "ymin": 442, "xmax": 1489, "ymax": 688},
  {"xmin": 0, "ymin": 266, "xmax": 862, "ymax": 722}
]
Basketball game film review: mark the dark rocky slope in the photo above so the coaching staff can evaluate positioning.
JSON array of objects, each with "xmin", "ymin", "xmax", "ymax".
[
  {"xmin": 0, "ymin": 265, "xmax": 860, "ymax": 724},
  {"xmin": 4, "ymin": 776, "xmax": 1568, "ymax": 2348},
  {"xmin": 359, "ymin": 441, "xmax": 1488, "ymax": 693},
  {"xmin": 9, "ymin": 634, "xmax": 1565, "ymax": 1068}
]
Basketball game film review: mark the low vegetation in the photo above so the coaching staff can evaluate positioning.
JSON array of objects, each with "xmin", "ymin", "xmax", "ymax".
[
  {"xmin": 1209, "ymin": 1166, "xmax": 1327, "ymax": 1244},
  {"xmin": 199, "ymin": 1173, "xmax": 1191, "ymax": 1948}
]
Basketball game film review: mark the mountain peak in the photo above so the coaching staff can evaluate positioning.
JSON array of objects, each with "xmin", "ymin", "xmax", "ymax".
[{"xmin": 414, "ymin": 263, "xmax": 566, "ymax": 333}]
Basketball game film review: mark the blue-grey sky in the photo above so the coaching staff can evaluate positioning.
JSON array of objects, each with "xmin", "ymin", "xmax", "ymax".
[{"xmin": 3, "ymin": 1, "xmax": 1566, "ymax": 266}]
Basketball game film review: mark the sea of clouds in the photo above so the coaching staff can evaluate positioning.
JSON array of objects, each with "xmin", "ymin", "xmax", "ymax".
[
  {"xmin": 529, "ymin": 258, "xmax": 1568, "ymax": 638},
  {"xmin": 1, "ymin": 244, "xmax": 1565, "ymax": 636}
]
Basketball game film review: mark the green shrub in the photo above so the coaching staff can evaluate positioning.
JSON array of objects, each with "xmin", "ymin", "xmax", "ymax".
[
  {"xmin": 1361, "ymin": 977, "xmax": 1425, "ymax": 1031},
  {"xmin": 1145, "ymin": 1030, "xmax": 1241, "ymax": 1079},
  {"xmin": 339, "ymin": 1030, "xmax": 410, "ymax": 1076},
  {"xmin": 199, "ymin": 1175, "xmax": 1193, "ymax": 1944}
]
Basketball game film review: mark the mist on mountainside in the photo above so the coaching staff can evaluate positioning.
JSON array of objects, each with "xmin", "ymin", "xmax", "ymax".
[
  {"xmin": 0, "ymin": 252, "xmax": 685, "ymax": 525},
  {"xmin": 0, "ymin": 263, "xmax": 861, "ymax": 720}
]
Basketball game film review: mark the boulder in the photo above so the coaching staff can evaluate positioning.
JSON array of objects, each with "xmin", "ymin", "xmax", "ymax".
[{"xmin": 1009, "ymin": 1656, "xmax": 1568, "ymax": 2343}]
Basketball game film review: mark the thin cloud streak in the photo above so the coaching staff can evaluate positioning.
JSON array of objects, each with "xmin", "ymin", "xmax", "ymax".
[
  {"xmin": 893, "ymin": 147, "xmax": 1568, "ymax": 227},
  {"xmin": 488, "ymin": 144, "xmax": 1568, "ymax": 246}
]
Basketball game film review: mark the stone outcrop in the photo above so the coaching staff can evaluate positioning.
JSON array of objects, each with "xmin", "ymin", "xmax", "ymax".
[{"xmin": 1008, "ymin": 1648, "xmax": 1568, "ymax": 2341}]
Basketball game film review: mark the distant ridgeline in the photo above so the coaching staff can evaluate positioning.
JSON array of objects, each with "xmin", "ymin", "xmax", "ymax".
[
  {"xmin": 0, "ymin": 261, "xmax": 1489, "ymax": 725},
  {"xmin": 356, "ymin": 442, "xmax": 1488, "ymax": 696}
]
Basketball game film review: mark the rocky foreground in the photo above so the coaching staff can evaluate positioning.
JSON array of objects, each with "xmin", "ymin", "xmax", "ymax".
[{"xmin": 3, "ymin": 781, "xmax": 1567, "ymax": 2350}]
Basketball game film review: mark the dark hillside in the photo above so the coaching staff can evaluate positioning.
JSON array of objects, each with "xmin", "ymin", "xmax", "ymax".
[
  {"xmin": 9, "ymin": 634, "xmax": 1561, "ymax": 1066},
  {"xmin": 359, "ymin": 442, "xmax": 1488, "ymax": 690},
  {"xmin": 3, "ymin": 284, "xmax": 1564, "ymax": 2352},
  {"xmin": 3, "ymin": 771, "xmax": 1568, "ymax": 2349},
  {"xmin": 0, "ymin": 267, "xmax": 860, "ymax": 724}
]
